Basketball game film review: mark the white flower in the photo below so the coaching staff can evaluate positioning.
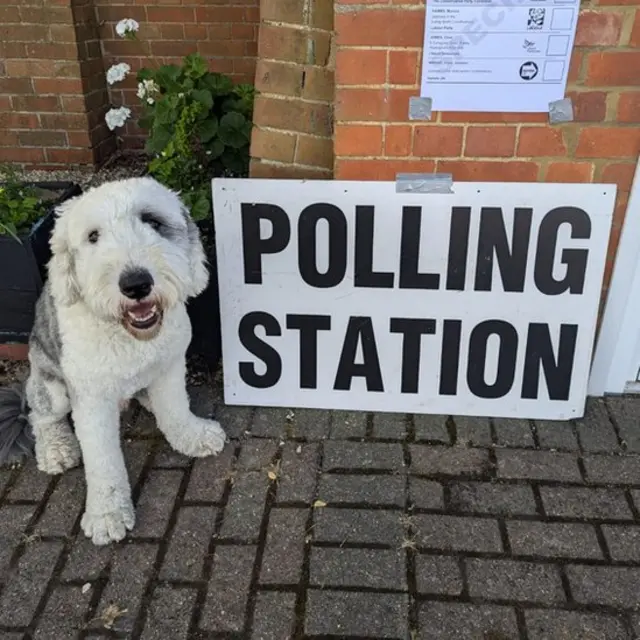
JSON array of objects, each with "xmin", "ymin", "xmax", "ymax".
[
  {"xmin": 115, "ymin": 18, "xmax": 139, "ymax": 38},
  {"xmin": 136, "ymin": 79, "xmax": 160, "ymax": 105},
  {"xmin": 106, "ymin": 62, "xmax": 130, "ymax": 85},
  {"xmin": 105, "ymin": 106, "xmax": 131, "ymax": 131}
]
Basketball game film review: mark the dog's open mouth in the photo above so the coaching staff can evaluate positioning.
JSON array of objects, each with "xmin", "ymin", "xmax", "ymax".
[{"xmin": 124, "ymin": 301, "xmax": 162, "ymax": 331}]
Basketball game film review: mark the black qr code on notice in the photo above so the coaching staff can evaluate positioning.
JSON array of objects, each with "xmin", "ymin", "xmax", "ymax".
[{"xmin": 527, "ymin": 8, "xmax": 546, "ymax": 29}]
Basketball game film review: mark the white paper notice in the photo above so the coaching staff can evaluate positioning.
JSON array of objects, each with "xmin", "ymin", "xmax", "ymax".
[{"xmin": 420, "ymin": 0, "xmax": 580, "ymax": 112}]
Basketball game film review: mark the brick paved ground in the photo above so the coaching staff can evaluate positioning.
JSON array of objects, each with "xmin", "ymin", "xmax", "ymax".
[{"xmin": 2, "ymin": 381, "xmax": 640, "ymax": 639}]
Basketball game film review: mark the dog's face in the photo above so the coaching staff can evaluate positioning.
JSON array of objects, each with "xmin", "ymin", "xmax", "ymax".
[{"xmin": 48, "ymin": 177, "xmax": 209, "ymax": 340}]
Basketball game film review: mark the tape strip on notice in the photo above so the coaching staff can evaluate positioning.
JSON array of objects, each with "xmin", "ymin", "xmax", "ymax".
[
  {"xmin": 396, "ymin": 173, "xmax": 454, "ymax": 194},
  {"xmin": 408, "ymin": 96, "xmax": 433, "ymax": 121},
  {"xmin": 548, "ymin": 97, "xmax": 574, "ymax": 124}
]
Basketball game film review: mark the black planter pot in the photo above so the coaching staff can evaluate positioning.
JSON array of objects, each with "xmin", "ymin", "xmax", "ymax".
[
  {"xmin": 186, "ymin": 222, "xmax": 222, "ymax": 374},
  {"xmin": 0, "ymin": 181, "xmax": 82, "ymax": 344}
]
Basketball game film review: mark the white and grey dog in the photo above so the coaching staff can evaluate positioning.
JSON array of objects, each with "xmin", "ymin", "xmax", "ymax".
[{"xmin": 16, "ymin": 176, "xmax": 226, "ymax": 545}]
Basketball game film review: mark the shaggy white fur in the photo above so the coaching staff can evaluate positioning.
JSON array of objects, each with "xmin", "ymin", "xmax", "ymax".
[{"xmin": 24, "ymin": 177, "xmax": 226, "ymax": 546}]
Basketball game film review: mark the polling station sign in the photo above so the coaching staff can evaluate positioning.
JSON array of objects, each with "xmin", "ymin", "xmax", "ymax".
[{"xmin": 212, "ymin": 179, "xmax": 615, "ymax": 420}]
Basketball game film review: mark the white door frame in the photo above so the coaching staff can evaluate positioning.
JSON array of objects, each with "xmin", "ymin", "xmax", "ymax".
[{"xmin": 589, "ymin": 156, "xmax": 640, "ymax": 396}]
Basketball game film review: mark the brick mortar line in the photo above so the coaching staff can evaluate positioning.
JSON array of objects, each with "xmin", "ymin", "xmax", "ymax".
[
  {"xmin": 335, "ymin": 153, "xmax": 640, "ymax": 162},
  {"xmin": 242, "ymin": 442, "xmax": 284, "ymax": 637},
  {"xmin": 253, "ymin": 158, "xmax": 332, "ymax": 172},
  {"xmin": 257, "ymin": 125, "xmax": 333, "ymax": 141},
  {"xmin": 257, "ymin": 90, "xmax": 333, "ymax": 105},
  {"xmin": 261, "ymin": 19, "xmax": 333, "ymax": 34},
  {"xmin": 188, "ymin": 436, "xmax": 245, "ymax": 636},
  {"xmin": 130, "ymin": 461, "xmax": 193, "ymax": 639},
  {"xmin": 292, "ymin": 435, "xmax": 326, "ymax": 638}
]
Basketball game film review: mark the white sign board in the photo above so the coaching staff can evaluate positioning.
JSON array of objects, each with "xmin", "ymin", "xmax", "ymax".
[
  {"xmin": 212, "ymin": 179, "xmax": 615, "ymax": 420},
  {"xmin": 421, "ymin": 0, "xmax": 580, "ymax": 112}
]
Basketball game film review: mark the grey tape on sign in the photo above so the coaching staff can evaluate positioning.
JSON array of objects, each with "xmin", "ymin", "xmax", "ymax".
[
  {"xmin": 548, "ymin": 97, "xmax": 574, "ymax": 124},
  {"xmin": 396, "ymin": 173, "xmax": 453, "ymax": 194},
  {"xmin": 409, "ymin": 96, "xmax": 433, "ymax": 121}
]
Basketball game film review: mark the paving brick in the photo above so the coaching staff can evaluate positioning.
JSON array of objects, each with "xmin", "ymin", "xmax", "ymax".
[
  {"xmin": 496, "ymin": 450, "xmax": 582, "ymax": 482},
  {"xmin": 7, "ymin": 461, "xmax": 52, "ymax": 501},
  {"xmin": 418, "ymin": 602, "xmax": 518, "ymax": 640},
  {"xmin": 372, "ymin": 412, "xmax": 407, "ymax": 439},
  {"xmin": 466, "ymin": 558, "xmax": 565, "ymax": 604},
  {"xmin": 540, "ymin": 486, "xmax": 633, "ymax": 520},
  {"xmin": 453, "ymin": 416, "xmax": 492, "ymax": 446},
  {"xmin": 413, "ymin": 515, "xmax": 502, "ymax": 552},
  {"xmin": 251, "ymin": 591, "xmax": 296, "ymax": 640},
  {"xmin": 313, "ymin": 508, "xmax": 404, "ymax": 546},
  {"xmin": 201, "ymin": 545, "xmax": 256, "ymax": 632},
  {"xmin": 323, "ymin": 441, "xmax": 404, "ymax": 471},
  {"xmin": 414, "ymin": 414, "xmax": 450, "ymax": 443},
  {"xmin": 237, "ymin": 439, "xmax": 278, "ymax": 470},
  {"xmin": 525, "ymin": 609, "xmax": 629, "ymax": 640},
  {"xmin": 291, "ymin": 408, "xmax": 331, "ymax": 440},
  {"xmin": 583, "ymin": 455, "xmax": 640, "ymax": 485},
  {"xmin": 0, "ymin": 504, "xmax": 35, "ymax": 576},
  {"xmin": 449, "ymin": 481, "xmax": 537, "ymax": 515},
  {"xmin": 493, "ymin": 418, "xmax": 535, "ymax": 447},
  {"xmin": 330, "ymin": 410, "xmax": 368, "ymax": 439},
  {"xmin": 409, "ymin": 478, "xmax": 444, "ymax": 510},
  {"xmin": 34, "ymin": 585, "xmax": 90, "ymax": 640},
  {"xmin": 319, "ymin": 473, "xmax": 406, "ymax": 507},
  {"xmin": 185, "ymin": 444, "xmax": 235, "ymax": 503},
  {"xmin": 213, "ymin": 403, "xmax": 254, "ymax": 439},
  {"xmin": 124, "ymin": 441, "xmax": 153, "ymax": 489},
  {"xmin": 141, "ymin": 586, "xmax": 197, "ymax": 640},
  {"xmin": 34, "ymin": 468, "xmax": 84, "ymax": 537},
  {"xmin": 153, "ymin": 443, "xmax": 191, "ymax": 468},
  {"xmin": 189, "ymin": 383, "xmax": 217, "ymax": 418},
  {"xmin": 0, "ymin": 541, "xmax": 64, "ymax": 626},
  {"xmin": 90, "ymin": 543, "xmax": 158, "ymax": 633},
  {"xmin": 0, "ymin": 469, "xmax": 13, "ymax": 494},
  {"xmin": 305, "ymin": 590, "xmax": 408, "ymax": 638},
  {"xmin": 409, "ymin": 446, "xmax": 492, "ymax": 477},
  {"xmin": 567, "ymin": 565, "xmax": 640, "ymax": 608},
  {"xmin": 607, "ymin": 396, "xmax": 640, "ymax": 452},
  {"xmin": 251, "ymin": 407, "xmax": 290, "ymax": 438},
  {"xmin": 276, "ymin": 442, "xmax": 319, "ymax": 504},
  {"xmin": 632, "ymin": 615, "xmax": 640, "ymax": 638},
  {"xmin": 61, "ymin": 537, "xmax": 112, "ymax": 582},
  {"xmin": 576, "ymin": 398, "xmax": 620, "ymax": 452},
  {"xmin": 260, "ymin": 508, "xmax": 307, "ymax": 585},
  {"xmin": 632, "ymin": 490, "xmax": 640, "ymax": 513},
  {"xmin": 507, "ymin": 520, "xmax": 603, "ymax": 559},
  {"xmin": 310, "ymin": 547, "xmax": 406, "ymax": 590},
  {"xmin": 160, "ymin": 506, "xmax": 217, "ymax": 580},
  {"xmin": 415, "ymin": 555, "xmax": 463, "ymax": 595},
  {"xmin": 535, "ymin": 420, "xmax": 579, "ymax": 450},
  {"xmin": 131, "ymin": 469, "xmax": 183, "ymax": 538},
  {"xmin": 601, "ymin": 525, "xmax": 640, "ymax": 561},
  {"xmin": 219, "ymin": 472, "xmax": 269, "ymax": 542}
]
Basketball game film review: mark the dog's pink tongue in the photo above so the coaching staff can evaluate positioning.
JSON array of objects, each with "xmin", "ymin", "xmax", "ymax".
[{"xmin": 129, "ymin": 301, "xmax": 155, "ymax": 319}]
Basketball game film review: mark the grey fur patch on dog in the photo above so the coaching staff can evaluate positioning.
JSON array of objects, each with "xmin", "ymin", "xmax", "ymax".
[{"xmin": 0, "ymin": 383, "xmax": 34, "ymax": 466}]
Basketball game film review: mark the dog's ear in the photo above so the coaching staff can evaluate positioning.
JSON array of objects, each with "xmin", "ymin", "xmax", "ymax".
[
  {"xmin": 182, "ymin": 207, "xmax": 210, "ymax": 297},
  {"xmin": 47, "ymin": 199, "xmax": 81, "ymax": 306}
]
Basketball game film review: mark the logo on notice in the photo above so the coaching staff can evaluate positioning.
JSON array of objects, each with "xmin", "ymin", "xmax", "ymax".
[
  {"xmin": 523, "ymin": 39, "xmax": 535, "ymax": 49},
  {"xmin": 519, "ymin": 61, "xmax": 539, "ymax": 80}
]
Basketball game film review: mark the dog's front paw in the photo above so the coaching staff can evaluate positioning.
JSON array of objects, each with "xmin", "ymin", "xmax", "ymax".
[
  {"xmin": 81, "ymin": 501, "xmax": 135, "ymax": 546},
  {"xmin": 36, "ymin": 431, "xmax": 82, "ymax": 475},
  {"xmin": 171, "ymin": 417, "xmax": 227, "ymax": 458}
]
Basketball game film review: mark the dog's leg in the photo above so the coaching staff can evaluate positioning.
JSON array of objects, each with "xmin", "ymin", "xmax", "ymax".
[
  {"xmin": 146, "ymin": 358, "xmax": 226, "ymax": 457},
  {"xmin": 26, "ymin": 371, "xmax": 81, "ymax": 475},
  {"xmin": 71, "ymin": 396, "xmax": 134, "ymax": 545}
]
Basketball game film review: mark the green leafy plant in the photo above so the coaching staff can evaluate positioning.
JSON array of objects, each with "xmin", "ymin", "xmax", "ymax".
[
  {"xmin": 0, "ymin": 165, "xmax": 45, "ymax": 241},
  {"xmin": 135, "ymin": 53, "xmax": 255, "ymax": 221},
  {"xmin": 105, "ymin": 19, "xmax": 256, "ymax": 223}
]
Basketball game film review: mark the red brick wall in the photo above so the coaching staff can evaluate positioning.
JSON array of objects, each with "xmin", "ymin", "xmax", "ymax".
[
  {"xmin": 0, "ymin": 0, "xmax": 259, "ymax": 166},
  {"xmin": 334, "ymin": 0, "xmax": 640, "ymax": 294},
  {"xmin": 249, "ymin": 0, "xmax": 335, "ymax": 178},
  {"xmin": 97, "ymin": 1, "xmax": 259, "ymax": 150},
  {"xmin": 0, "ymin": 1, "xmax": 113, "ymax": 167}
]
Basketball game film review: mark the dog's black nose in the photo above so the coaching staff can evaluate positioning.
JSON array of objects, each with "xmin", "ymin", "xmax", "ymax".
[{"xmin": 119, "ymin": 269, "xmax": 154, "ymax": 300}]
